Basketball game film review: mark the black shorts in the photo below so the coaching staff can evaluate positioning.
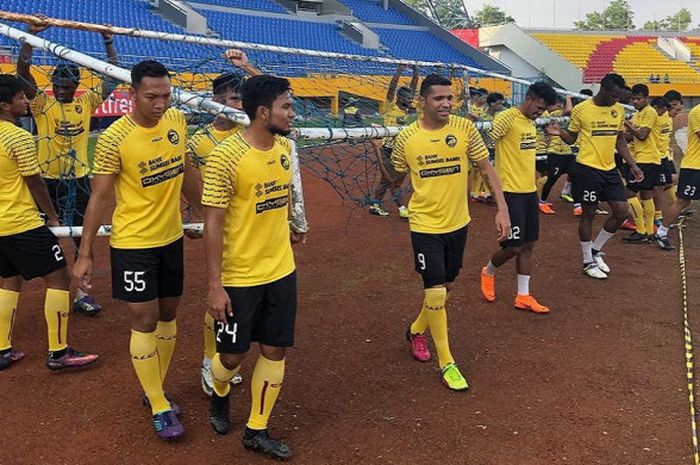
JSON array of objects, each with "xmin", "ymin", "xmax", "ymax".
[
  {"xmin": 501, "ymin": 192, "xmax": 539, "ymax": 248},
  {"xmin": 110, "ymin": 238, "xmax": 184, "ymax": 303},
  {"xmin": 626, "ymin": 163, "xmax": 662, "ymax": 192},
  {"xmin": 547, "ymin": 154, "xmax": 576, "ymax": 178},
  {"xmin": 678, "ymin": 168, "xmax": 700, "ymax": 200},
  {"xmin": 216, "ymin": 271, "xmax": 297, "ymax": 354},
  {"xmin": 43, "ymin": 176, "xmax": 91, "ymax": 227},
  {"xmin": 380, "ymin": 146, "xmax": 405, "ymax": 182},
  {"xmin": 0, "ymin": 226, "xmax": 67, "ymax": 280},
  {"xmin": 535, "ymin": 154, "xmax": 548, "ymax": 174},
  {"xmin": 661, "ymin": 158, "xmax": 676, "ymax": 186},
  {"xmin": 572, "ymin": 162, "xmax": 626, "ymax": 204},
  {"xmin": 410, "ymin": 226, "xmax": 467, "ymax": 288}
]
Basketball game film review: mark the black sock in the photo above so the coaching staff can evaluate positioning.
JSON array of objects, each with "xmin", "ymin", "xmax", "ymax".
[{"xmin": 0, "ymin": 347, "xmax": 11, "ymax": 357}]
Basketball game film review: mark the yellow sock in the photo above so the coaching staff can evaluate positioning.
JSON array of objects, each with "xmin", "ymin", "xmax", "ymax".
[
  {"xmin": 423, "ymin": 287, "xmax": 454, "ymax": 369},
  {"xmin": 654, "ymin": 210, "xmax": 662, "ymax": 221},
  {"xmin": 641, "ymin": 199, "xmax": 656, "ymax": 236},
  {"xmin": 203, "ymin": 312, "xmax": 216, "ymax": 360},
  {"xmin": 44, "ymin": 289, "xmax": 69, "ymax": 352},
  {"xmin": 155, "ymin": 320, "xmax": 177, "ymax": 383},
  {"xmin": 667, "ymin": 185, "xmax": 677, "ymax": 203},
  {"xmin": 247, "ymin": 355, "xmax": 285, "ymax": 431},
  {"xmin": 211, "ymin": 353, "xmax": 240, "ymax": 397},
  {"xmin": 0, "ymin": 289, "xmax": 19, "ymax": 351},
  {"xmin": 130, "ymin": 329, "xmax": 169, "ymax": 414},
  {"xmin": 536, "ymin": 176, "xmax": 548, "ymax": 198},
  {"xmin": 628, "ymin": 196, "xmax": 644, "ymax": 234},
  {"xmin": 410, "ymin": 290, "xmax": 452, "ymax": 335}
]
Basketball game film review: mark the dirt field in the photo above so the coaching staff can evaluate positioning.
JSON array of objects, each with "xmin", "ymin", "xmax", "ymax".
[{"xmin": 2, "ymin": 172, "xmax": 696, "ymax": 465}]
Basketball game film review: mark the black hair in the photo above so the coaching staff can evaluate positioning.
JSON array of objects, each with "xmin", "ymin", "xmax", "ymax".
[
  {"xmin": 486, "ymin": 92, "xmax": 504, "ymax": 104},
  {"xmin": 650, "ymin": 97, "xmax": 669, "ymax": 109},
  {"xmin": 213, "ymin": 72, "xmax": 245, "ymax": 96},
  {"xmin": 131, "ymin": 60, "xmax": 169, "ymax": 87},
  {"xmin": 631, "ymin": 83, "xmax": 649, "ymax": 97},
  {"xmin": 51, "ymin": 64, "xmax": 80, "ymax": 84},
  {"xmin": 526, "ymin": 81, "xmax": 557, "ymax": 106},
  {"xmin": 579, "ymin": 88, "xmax": 594, "ymax": 97},
  {"xmin": 600, "ymin": 73, "xmax": 626, "ymax": 91},
  {"xmin": 396, "ymin": 86, "xmax": 413, "ymax": 100},
  {"xmin": 663, "ymin": 90, "xmax": 682, "ymax": 103},
  {"xmin": 0, "ymin": 74, "xmax": 24, "ymax": 105},
  {"xmin": 419, "ymin": 74, "xmax": 451, "ymax": 97},
  {"xmin": 241, "ymin": 74, "xmax": 291, "ymax": 120}
]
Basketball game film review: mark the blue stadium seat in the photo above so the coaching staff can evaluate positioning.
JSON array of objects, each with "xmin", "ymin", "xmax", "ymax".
[
  {"xmin": 338, "ymin": 0, "xmax": 414, "ymax": 25},
  {"xmin": 187, "ymin": 0, "xmax": 287, "ymax": 14}
]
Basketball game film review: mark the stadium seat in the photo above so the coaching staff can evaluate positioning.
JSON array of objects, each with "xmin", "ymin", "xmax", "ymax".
[
  {"xmin": 337, "ymin": 0, "xmax": 414, "ymax": 25},
  {"xmin": 186, "ymin": 0, "xmax": 287, "ymax": 14}
]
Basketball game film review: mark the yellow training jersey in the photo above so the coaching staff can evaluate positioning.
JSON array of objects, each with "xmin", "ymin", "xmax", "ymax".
[
  {"xmin": 187, "ymin": 123, "xmax": 241, "ymax": 169},
  {"xmin": 568, "ymin": 99, "xmax": 625, "ymax": 171},
  {"xmin": 93, "ymin": 108, "xmax": 187, "ymax": 249},
  {"xmin": 392, "ymin": 115, "xmax": 489, "ymax": 234},
  {"xmin": 682, "ymin": 104, "xmax": 700, "ymax": 170},
  {"xmin": 201, "ymin": 132, "xmax": 295, "ymax": 287},
  {"xmin": 29, "ymin": 89, "xmax": 103, "ymax": 179},
  {"xmin": 0, "ymin": 121, "xmax": 44, "ymax": 236},
  {"xmin": 535, "ymin": 110, "xmax": 549, "ymax": 154},
  {"xmin": 489, "ymin": 107, "xmax": 537, "ymax": 193},
  {"xmin": 546, "ymin": 109, "xmax": 573, "ymax": 155},
  {"xmin": 652, "ymin": 112, "xmax": 673, "ymax": 161},
  {"xmin": 630, "ymin": 105, "xmax": 660, "ymax": 164}
]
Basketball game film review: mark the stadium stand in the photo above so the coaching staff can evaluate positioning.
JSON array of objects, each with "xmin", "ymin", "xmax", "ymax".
[{"xmin": 531, "ymin": 33, "xmax": 621, "ymax": 69}]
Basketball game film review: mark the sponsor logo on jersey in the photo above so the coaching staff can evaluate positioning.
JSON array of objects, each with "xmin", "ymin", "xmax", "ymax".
[
  {"xmin": 255, "ymin": 195, "xmax": 289, "ymax": 214},
  {"xmin": 167, "ymin": 129, "xmax": 180, "ymax": 145},
  {"xmin": 419, "ymin": 164, "xmax": 461, "ymax": 178}
]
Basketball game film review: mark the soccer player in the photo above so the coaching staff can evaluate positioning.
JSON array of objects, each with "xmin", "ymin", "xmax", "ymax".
[
  {"xmin": 189, "ymin": 49, "xmax": 261, "ymax": 396},
  {"xmin": 648, "ymin": 97, "xmax": 675, "ymax": 239},
  {"xmin": 0, "ymin": 74, "xmax": 97, "ymax": 371},
  {"xmin": 368, "ymin": 65, "xmax": 418, "ymax": 218},
  {"xmin": 661, "ymin": 90, "xmax": 684, "ymax": 198},
  {"xmin": 73, "ymin": 61, "xmax": 202, "ymax": 440},
  {"xmin": 547, "ymin": 73, "xmax": 643, "ymax": 280},
  {"xmin": 655, "ymin": 101, "xmax": 700, "ymax": 250},
  {"xmin": 202, "ymin": 75, "xmax": 303, "ymax": 460},
  {"xmin": 480, "ymin": 82, "xmax": 557, "ymax": 314},
  {"xmin": 469, "ymin": 92, "xmax": 505, "ymax": 203},
  {"xmin": 393, "ymin": 74, "xmax": 510, "ymax": 391},
  {"xmin": 538, "ymin": 95, "xmax": 574, "ymax": 214},
  {"xmin": 16, "ymin": 18, "xmax": 119, "ymax": 315},
  {"xmin": 622, "ymin": 84, "xmax": 663, "ymax": 243}
]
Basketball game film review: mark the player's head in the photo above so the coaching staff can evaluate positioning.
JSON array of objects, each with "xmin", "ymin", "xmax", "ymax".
[
  {"xmin": 631, "ymin": 83, "xmax": 650, "ymax": 110},
  {"xmin": 598, "ymin": 74, "xmax": 626, "ymax": 105},
  {"xmin": 650, "ymin": 97, "xmax": 669, "ymax": 116},
  {"xmin": 51, "ymin": 64, "xmax": 80, "ymax": 103},
  {"xmin": 663, "ymin": 90, "xmax": 683, "ymax": 117},
  {"xmin": 241, "ymin": 74, "xmax": 294, "ymax": 136},
  {"xmin": 486, "ymin": 92, "xmax": 504, "ymax": 112},
  {"xmin": 419, "ymin": 74, "xmax": 453, "ymax": 123},
  {"xmin": 213, "ymin": 72, "xmax": 245, "ymax": 110},
  {"xmin": 521, "ymin": 82, "xmax": 557, "ymax": 120},
  {"xmin": 130, "ymin": 60, "xmax": 171, "ymax": 124},
  {"xmin": 0, "ymin": 74, "xmax": 29, "ymax": 119},
  {"xmin": 396, "ymin": 86, "xmax": 414, "ymax": 109}
]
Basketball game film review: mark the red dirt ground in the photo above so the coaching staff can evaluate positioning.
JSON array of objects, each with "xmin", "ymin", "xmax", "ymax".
[{"xmin": 2, "ymin": 172, "xmax": 697, "ymax": 465}]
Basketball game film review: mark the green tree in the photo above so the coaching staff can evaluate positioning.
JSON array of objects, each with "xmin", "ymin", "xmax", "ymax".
[
  {"xmin": 473, "ymin": 4, "xmax": 515, "ymax": 27},
  {"xmin": 574, "ymin": 0, "xmax": 634, "ymax": 31},
  {"xmin": 402, "ymin": 0, "xmax": 479, "ymax": 29},
  {"xmin": 642, "ymin": 9, "xmax": 692, "ymax": 31}
]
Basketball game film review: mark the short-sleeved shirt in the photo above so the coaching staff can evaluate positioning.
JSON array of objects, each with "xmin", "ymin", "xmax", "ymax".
[
  {"xmin": 92, "ymin": 108, "xmax": 187, "ymax": 249},
  {"xmin": 489, "ymin": 107, "xmax": 537, "ymax": 193},
  {"xmin": 630, "ymin": 105, "xmax": 660, "ymax": 164},
  {"xmin": 0, "ymin": 121, "xmax": 44, "ymax": 236},
  {"xmin": 29, "ymin": 89, "xmax": 103, "ymax": 179},
  {"xmin": 187, "ymin": 123, "xmax": 241, "ymax": 169},
  {"xmin": 391, "ymin": 115, "xmax": 489, "ymax": 234},
  {"xmin": 201, "ymin": 132, "xmax": 295, "ymax": 287},
  {"xmin": 568, "ymin": 99, "xmax": 625, "ymax": 171},
  {"xmin": 682, "ymin": 104, "xmax": 700, "ymax": 170},
  {"xmin": 651, "ymin": 112, "xmax": 673, "ymax": 161}
]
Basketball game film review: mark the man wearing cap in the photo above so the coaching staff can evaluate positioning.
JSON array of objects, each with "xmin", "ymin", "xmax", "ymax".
[{"xmin": 17, "ymin": 18, "xmax": 119, "ymax": 315}]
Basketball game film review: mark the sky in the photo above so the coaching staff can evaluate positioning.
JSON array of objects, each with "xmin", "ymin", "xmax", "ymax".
[{"xmin": 465, "ymin": 0, "xmax": 700, "ymax": 29}]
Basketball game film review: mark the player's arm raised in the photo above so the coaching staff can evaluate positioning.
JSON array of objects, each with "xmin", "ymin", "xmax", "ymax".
[{"xmin": 16, "ymin": 15, "xmax": 49, "ymax": 100}]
